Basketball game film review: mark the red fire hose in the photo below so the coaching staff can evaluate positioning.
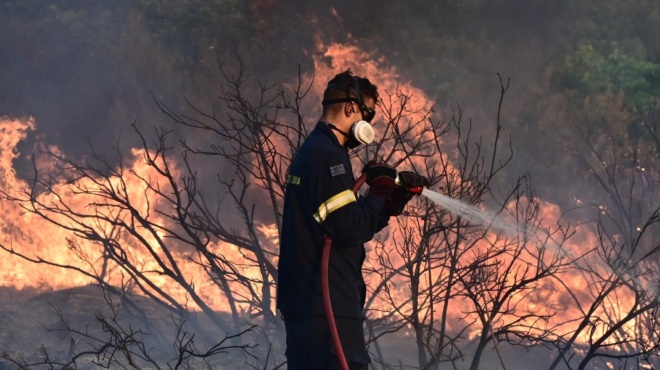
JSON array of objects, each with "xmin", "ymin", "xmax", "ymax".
[
  {"xmin": 321, "ymin": 173, "xmax": 367, "ymax": 370},
  {"xmin": 321, "ymin": 173, "xmax": 423, "ymax": 370}
]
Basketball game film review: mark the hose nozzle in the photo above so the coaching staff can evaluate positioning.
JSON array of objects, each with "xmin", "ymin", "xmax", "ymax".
[{"xmin": 395, "ymin": 172, "xmax": 428, "ymax": 196}]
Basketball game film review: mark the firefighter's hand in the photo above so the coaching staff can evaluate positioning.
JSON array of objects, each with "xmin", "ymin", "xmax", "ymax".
[
  {"xmin": 365, "ymin": 163, "xmax": 398, "ymax": 199},
  {"xmin": 382, "ymin": 187, "xmax": 413, "ymax": 216},
  {"xmin": 397, "ymin": 171, "xmax": 430, "ymax": 190},
  {"xmin": 383, "ymin": 172, "xmax": 428, "ymax": 216}
]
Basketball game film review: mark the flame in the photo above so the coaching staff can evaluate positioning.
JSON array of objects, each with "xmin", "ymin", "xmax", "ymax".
[
  {"xmin": 0, "ymin": 117, "xmax": 271, "ymax": 313},
  {"xmin": 0, "ymin": 117, "xmax": 92, "ymax": 290}
]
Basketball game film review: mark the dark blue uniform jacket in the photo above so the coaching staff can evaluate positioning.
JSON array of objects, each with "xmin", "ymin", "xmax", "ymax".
[{"xmin": 277, "ymin": 121, "xmax": 389, "ymax": 320}]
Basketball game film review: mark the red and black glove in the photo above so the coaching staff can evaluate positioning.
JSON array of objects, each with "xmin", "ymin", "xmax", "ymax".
[
  {"xmin": 364, "ymin": 162, "xmax": 398, "ymax": 200},
  {"xmin": 383, "ymin": 171, "xmax": 430, "ymax": 216}
]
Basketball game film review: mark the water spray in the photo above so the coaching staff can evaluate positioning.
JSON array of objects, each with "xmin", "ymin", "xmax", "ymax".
[{"xmin": 419, "ymin": 188, "xmax": 521, "ymax": 237}]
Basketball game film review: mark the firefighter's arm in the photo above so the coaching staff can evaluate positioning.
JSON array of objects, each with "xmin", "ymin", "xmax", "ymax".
[{"xmin": 312, "ymin": 161, "xmax": 390, "ymax": 247}]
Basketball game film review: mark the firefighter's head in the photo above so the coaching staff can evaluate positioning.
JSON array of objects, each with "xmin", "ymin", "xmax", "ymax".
[{"xmin": 321, "ymin": 70, "xmax": 379, "ymax": 149}]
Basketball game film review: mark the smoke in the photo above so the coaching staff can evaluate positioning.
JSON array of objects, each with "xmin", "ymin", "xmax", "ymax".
[{"xmin": 1, "ymin": 3, "xmax": 248, "ymax": 178}]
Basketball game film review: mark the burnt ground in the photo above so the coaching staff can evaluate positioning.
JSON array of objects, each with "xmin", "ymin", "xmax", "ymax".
[
  {"xmin": 0, "ymin": 285, "xmax": 254, "ymax": 369},
  {"xmin": 0, "ymin": 285, "xmax": 636, "ymax": 370}
]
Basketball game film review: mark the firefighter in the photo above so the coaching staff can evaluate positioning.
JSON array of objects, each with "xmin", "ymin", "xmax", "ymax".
[{"xmin": 277, "ymin": 69, "xmax": 428, "ymax": 370}]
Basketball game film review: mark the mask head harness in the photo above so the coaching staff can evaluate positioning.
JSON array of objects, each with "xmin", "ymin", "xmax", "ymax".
[{"xmin": 322, "ymin": 76, "xmax": 376, "ymax": 149}]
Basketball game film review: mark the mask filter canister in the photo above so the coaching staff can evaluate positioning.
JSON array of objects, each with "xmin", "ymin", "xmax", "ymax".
[{"xmin": 352, "ymin": 120, "xmax": 374, "ymax": 145}]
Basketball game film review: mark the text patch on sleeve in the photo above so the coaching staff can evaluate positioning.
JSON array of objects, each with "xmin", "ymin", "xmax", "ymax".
[{"xmin": 329, "ymin": 164, "xmax": 346, "ymax": 177}]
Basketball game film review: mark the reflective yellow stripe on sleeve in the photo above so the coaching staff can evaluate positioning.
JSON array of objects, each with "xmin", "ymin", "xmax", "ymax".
[{"xmin": 313, "ymin": 189, "xmax": 356, "ymax": 223}]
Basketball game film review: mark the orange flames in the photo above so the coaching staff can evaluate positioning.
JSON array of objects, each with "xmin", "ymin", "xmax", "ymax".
[
  {"xmin": 0, "ymin": 117, "xmax": 269, "ymax": 312},
  {"xmin": 0, "ymin": 117, "xmax": 92, "ymax": 290}
]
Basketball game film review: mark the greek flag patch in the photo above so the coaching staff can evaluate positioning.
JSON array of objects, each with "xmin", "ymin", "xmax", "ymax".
[{"xmin": 329, "ymin": 164, "xmax": 346, "ymax": 177}]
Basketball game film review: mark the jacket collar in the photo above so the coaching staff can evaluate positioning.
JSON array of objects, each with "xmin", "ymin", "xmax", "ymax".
[{"xmin": 317, "ymin": 121, "xmax": 346, "ymax": 150}]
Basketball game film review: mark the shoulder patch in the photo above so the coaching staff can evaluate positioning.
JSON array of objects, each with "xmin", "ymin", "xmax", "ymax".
[
  {"xmin": 287, "ymin": 175, "xmax": 301, "ymax": 186},
  {"xmin": 329, "ymin": 164, "xmax": 346, "ymax": 177}
]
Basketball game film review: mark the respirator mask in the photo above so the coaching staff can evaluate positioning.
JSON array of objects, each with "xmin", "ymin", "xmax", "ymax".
[
  {"xmin": 325, "ymin": 119, "xmax": 373, "ymax": 149},
  {"xmin": 322, "ymin": 77, "xmax": 376, "ymax": 149}
]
